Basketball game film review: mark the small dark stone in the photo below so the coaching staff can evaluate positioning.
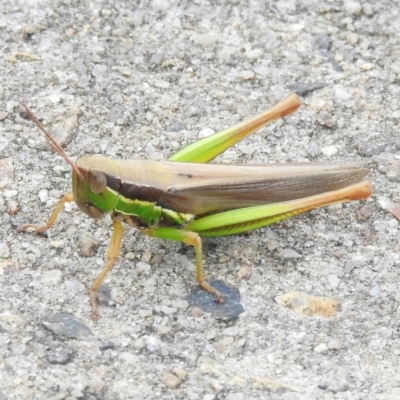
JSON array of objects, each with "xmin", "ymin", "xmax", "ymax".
[
  {"xmin": 97, "ymin": 284, "xmax": 116, "ymax": 308},
  {"xmin": 355, "ymin": 141, "xmax": 386, "ymax": 157},
  {"xmin": 187, "ymin": 280, "xmax": 244, "ymax": 321},
  {"xmin": 46, "ymin": 348, "xmax": 74, "ymax": 365},
  {"xmin": 166, "ymin": 122, "xmax": 186, "ymax": 132},
  {"xmin": 99, "ymin": 342, "xmax": 115, "ymax": 351},
  {"xmin": 42, "ymin": 313, "xmax": 93, "ymax": 339},
  {"xmin": 318, "ymin": 382, "xmax": 328, "ymax": 390},
  {"xmin": 286, "ymin": 82, "xmax": 328, "ymax": 96}
]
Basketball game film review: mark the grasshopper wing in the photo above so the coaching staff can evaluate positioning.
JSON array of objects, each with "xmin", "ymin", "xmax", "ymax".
[{"xmin": 156, "ymin": 161, "xmax": 369, "ymax": 215}]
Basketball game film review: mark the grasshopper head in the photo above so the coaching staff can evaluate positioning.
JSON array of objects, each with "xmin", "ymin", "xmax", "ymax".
[{"xmin": 73, "ymin": 155, "xmax": 120, "ymax": 219}]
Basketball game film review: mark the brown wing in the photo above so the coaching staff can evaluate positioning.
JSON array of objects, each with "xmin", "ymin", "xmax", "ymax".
[{"xmin": 155, "ymin": 161, "xmax": 369, "ymax": 215}]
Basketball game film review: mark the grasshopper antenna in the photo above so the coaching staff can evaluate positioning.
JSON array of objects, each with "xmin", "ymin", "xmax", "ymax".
[{"xmin": 20, "ymin": 102, "xmax": 85, "ymax": 181}]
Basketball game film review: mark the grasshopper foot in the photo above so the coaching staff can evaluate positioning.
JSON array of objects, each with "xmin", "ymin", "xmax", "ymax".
[
  {"xmin": 17, "ymin": 224, "xmax": 49, "ymax": 236},
  {"xmin": 90, "ymin": 295, "xmax": 100, "ymax": 321},
  {"xmin": 199, "ymin": 280, "xmax": 225, "ymax": 304}
]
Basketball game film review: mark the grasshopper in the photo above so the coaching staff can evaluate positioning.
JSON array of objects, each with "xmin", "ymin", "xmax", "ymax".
[{"xmin": 18, "ymin": 94, "xmax": 372, "ymax": 320}]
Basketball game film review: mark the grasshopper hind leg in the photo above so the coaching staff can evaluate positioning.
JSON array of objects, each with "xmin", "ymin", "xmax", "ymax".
[{"xmin": 143, "ymin": 227, "xmax": 224, "ymax": 304}]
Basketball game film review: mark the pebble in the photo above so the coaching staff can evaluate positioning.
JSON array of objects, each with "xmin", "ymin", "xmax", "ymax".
[
  {"xmin": 74, "ymin": 59, "xmax": 87, "ymax": 74},
  {"xmin": 197, "ymin": 33, "xmax": 218, "ymax": 47},
  {"xmin": 314, "ymin": 343, "xmax": 329, "ymax": 353},
  {"xmin": 222, "ymin": 326, "xmax": 239, "ymax": 336},
  {"xmin": 119, "ymin": 352, "xmax": 139, "ymax": 365},
  {"xmin": 136, "ymin": 261, "xmax": 151, "ymax": 273},
  {"xmin": 157, "ymin": 326, "xmax": 171, "ymax": 335},
  {"xmin": 344, "ymin": 261, "xmax": 357, "ymax": 274},
  {"xmin": 321, "ymin": 145, "xmax": 338, "ymax": 157},
  {"xmin": 41, "ymin": 270, "xmax": 63, "ymax": 286},
  {"xmin": 138, "ymin": 309, "xmax": 153, "ymax": 318},
  {"xmin": 361, "ymin": 63, "xmax": 374, "ymax": 70},
  {"xmin": 6, "ymin": 101, "xmax": 19, "ymax": 113},
  {"xmin": 275, "ymin": 292, "xmax": 340, "ymax": 317},
  {"xmin": 7, "ymin": 201, "xmax": 18, "ymax": 215},
  {"xmin": 0, "ymin": 243, "xmax": 10, "ymax": 258},
  {"xmin": 162, "ymin": 372, "xmax": 181, "ymax": 389},
  {"xmin": 328, "ymin": 338, "xmax": 343, "ymax": 350},
  {"xmin": 327, "ymin": 274, "xmax": 340, "ymax": 289},
  {"xmin": 362, "ymin": 3, "xmax": 373, "ymax": 15},
  {"xmin": 199, "ymin": 128, "xmax": 215, "ymax": 138},
  {"xmin": 267, "ymin": 240, "xmax": 279, "ymax": 251},
  {"xmin": 151, "ymin": 0, "xmax": 170, "ymax": 12},
  {"xmin": 99, "ymin": 342, "xmax": 115, "ymax": 351},
  {"xmin": 87, "ymin": 377, "xmax": 105, "ymax": 392},
  {"xmin": 4, "ymin": 190, "xmax": 17, "ymax": 198},
  {"xmin": 238, "ymin": 70, "xmax": 255, "ymax": 80},
  {"xmin": 92, "ymin": 64, "xmax": 107, "ymax": 76},
  {"xmin": 46, "ymin": 348, "xmax": 74, "ymax": 365},
  {"xmin": 50, "ymin": 240, "xmax": 65, "ymax": 249},
  {"xmin": 144, "ymin": 285, "xmax": 156, "ymax": 294},
  {"xmin": 237, "ymin": 265, "xmax": 252, "ymax": 280},
  {"xmin": 170, "ymin": 299, "xmax": 189, "ymax": 310},
  {"xmin": 160, "ymin": 305, "xmax": 177, "ymax": 315},
  {"xmin": 10, "ymin": 343, "xmax": 26, "ymax": 356},
  {"xmin": 42, "ymin": 313, "xmax": 93, "ymax": 339},
  {"xmin": 78, "ymin": 233, "xmax": 98, "ymax": 257},
  {"xmin": 334, "ymin": 87, "xmax": 352, "ymax": 102},
  {"xmin": 64, "ymin": 279, "xmax": 85, "ymax": 293},
  {"xmin": 239, "ymin": 145, "xmax": 255, "ymax": 156},
  {"xmin": 172, "ymin": 368, "xmax": 188, "ymax": 379},
  {"xmin": 277, "ymin": 249, "xmax": 302, "ymax": 258},
  {"xmin": 190, "ymin": 307, "xmax": 204, "ymax": 317},
  {"xmin": 246, "ymin": 48, "xmax": 262, "ymax": 60},
  {"xmin": 379, "ymin": 198, "xmax": 400, "ymax": 220},
  {"xmin": 214, "ymin": 336, "xmax": 234, "ymax": 352},
  {"xmin": 31, "ymin": 342, "xmax": 46, "ymax": 358},
  {"xmin": 226, "ymin": 394, "xmax": 244, "ymax": 400},
  {"xmin": 48, "ymin": 94, "xmax": 61, "ymax": 103},
  {"xmin": 0, "ymin": 159, "xmax": 15, "ymax": 188},
  {"xmin": 344, "ymin": 1, "xmax": 361, "ymax": 15},
  {"xmin": 369, "ymin": 285, "xmax": 381, "ymax": 297},
  {"xmin": 153, "ymin": 80, "xmax": 170, "ymax": 89},
  {"xmin": 112, "ymin": 27, "xmax": 128, "ymax": 36},
  {"xmin": 346, "ymin": 32, "xmax": 359, "ymax": 45},
  {"xmin": 26, "ymin": 246, "xmax": 41, "ymax": 258},
  {"xmin": 125, "ymin": 252, "xmax": 135, "ymax": 260},
  {"xmin": 166, "ymin": 122, "xmax": 185, "ymax": 132},
  {"xmin": 357, "ymin": 205, "xmax": 374, "ymax": 220},
  {"xmin": 287, "ymin": 82, "xmax": 328, "ymax": 96}
]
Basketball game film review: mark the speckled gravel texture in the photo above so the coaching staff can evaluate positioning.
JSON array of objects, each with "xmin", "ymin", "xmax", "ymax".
[{"xmin": 1, "ymin": 1, "xmax": 400, "ymax": 399}]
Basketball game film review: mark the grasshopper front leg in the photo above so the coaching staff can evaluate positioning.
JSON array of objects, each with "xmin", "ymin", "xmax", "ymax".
[
  {"xmin": 17, "ymin": 192, "xmax": 75, "ymax": 234},
  {"xmin": 142, "ymin": 227, "xmax": 224, "ymax": 304},
  {"xmin": 90, "ymin": 215, "xmax": 124, "ymax": 321}
]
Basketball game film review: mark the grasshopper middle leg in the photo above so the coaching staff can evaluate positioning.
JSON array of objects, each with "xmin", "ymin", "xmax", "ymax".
[{"xmin": 143, "ymin": 227, "xmax": 224, "ymax": 304}]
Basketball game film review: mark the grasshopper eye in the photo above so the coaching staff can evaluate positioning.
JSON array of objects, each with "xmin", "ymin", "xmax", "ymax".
[{"xmin": 88, "ymin": 169, "xmax": 107, "ymax": 193}]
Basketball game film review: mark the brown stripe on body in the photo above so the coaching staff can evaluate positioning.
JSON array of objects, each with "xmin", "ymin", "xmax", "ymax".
[{"xmin": 105, "ymin": 173, "xmax": 165, "ymax": 203}]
